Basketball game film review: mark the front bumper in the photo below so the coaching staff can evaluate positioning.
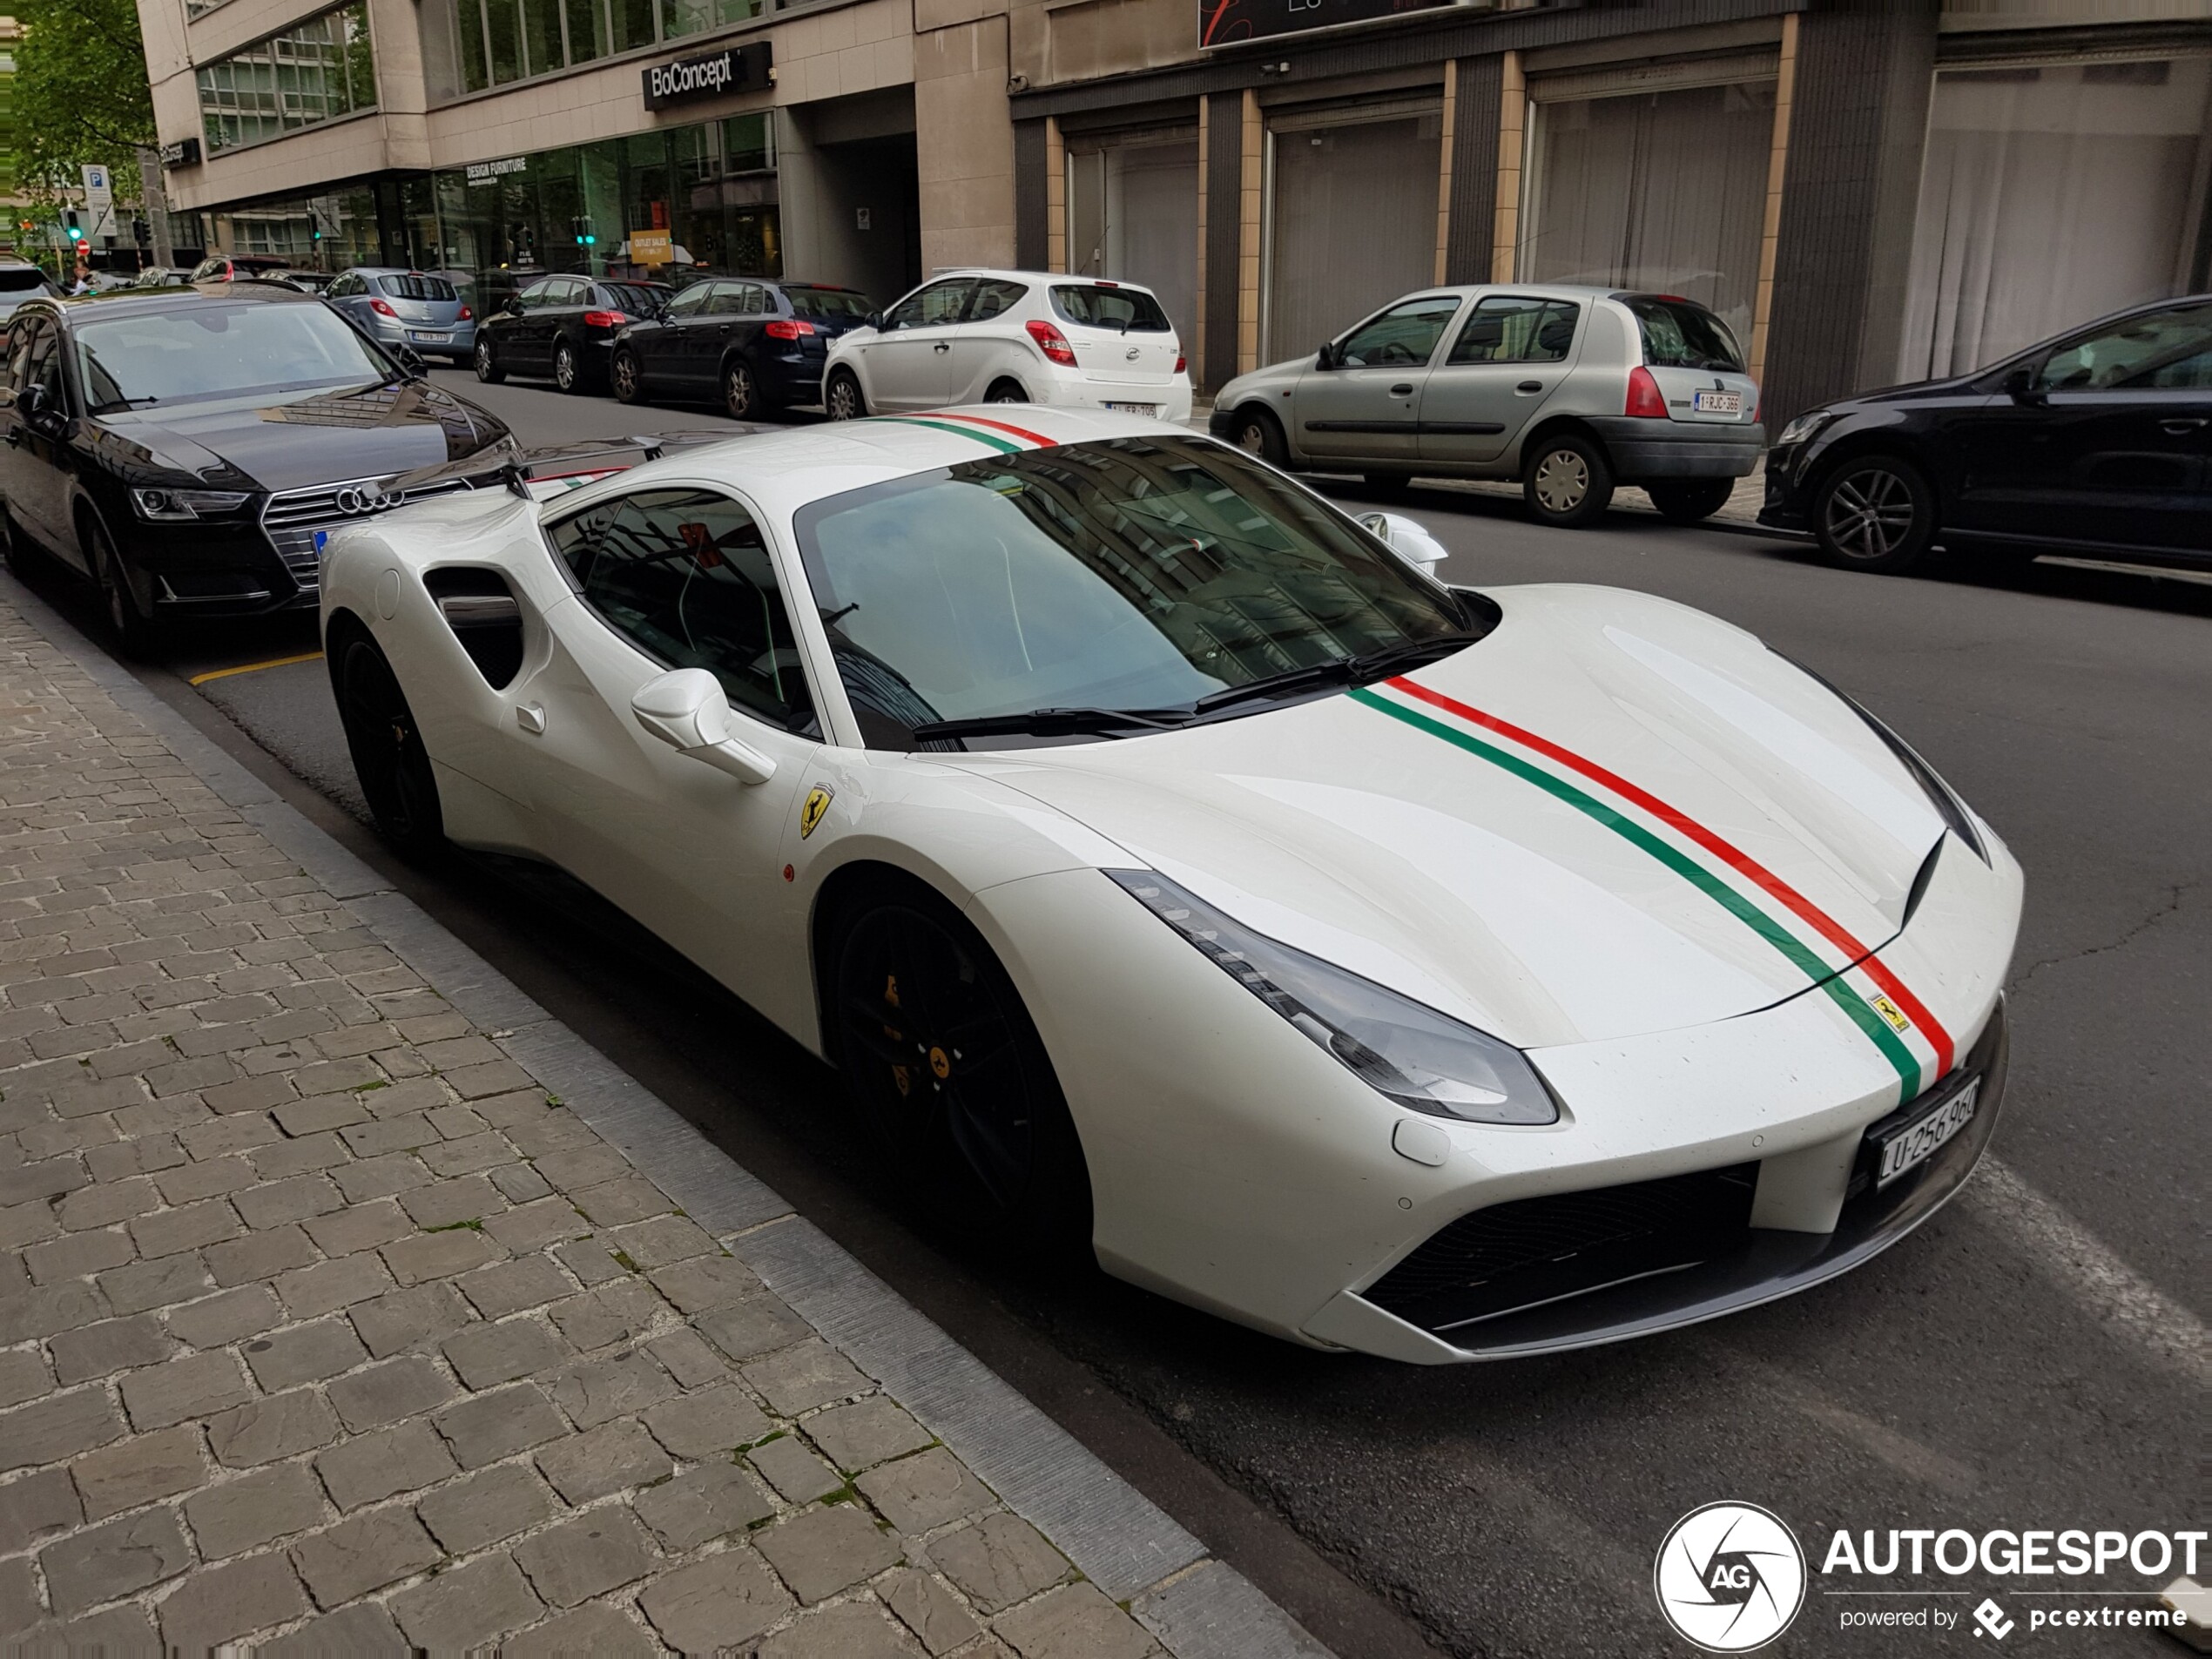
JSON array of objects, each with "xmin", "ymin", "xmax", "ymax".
[{"xmin": 1588, "ymin": 415, "xmax": 1766, "ymax": 480}]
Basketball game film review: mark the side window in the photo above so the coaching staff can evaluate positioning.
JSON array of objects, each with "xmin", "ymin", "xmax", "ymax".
[
  {"xmin": 517, "ymin": 280, "xmax": 552, "ymax": 311},
  {"xmin": 1, "ymin": 323, "xmax": 19, "ymax": 390},
  {"xmin": 19, "ymin": 323, "xmax": 61, "ymax": 409},
  {"xmin": 547, "ymin": 489, "xmax": 815, "ymax": 732},
  {"xmin": 965, "ymin": 280, "xmax": 1028, "ymax": 322},
  {"xmin": 1447, "ymin": 297, "xmax": 1581, "ymax": 366},
  {"xmin": 883, "ymin": 280, "xmax": 974, "ymax": 331},
  {"xmin": 706, "ymin": 283, "xmax": 751, "ymax": 317},
  {"xmin": 1335, "ymin": 296, "xmax": 1462, "ymax": 368},
  {"xmin": 665, "ymin": 283, "xmax": 711, "ymax": 319},
  {"xmin": 2035, "ymin": 305, "xmax": 2212, "ymax": 392}
]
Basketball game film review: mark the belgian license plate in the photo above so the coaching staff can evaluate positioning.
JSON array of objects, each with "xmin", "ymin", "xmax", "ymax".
[
  {"xmin": 410, "ymin": 331, "xmax": 448, "ymax": 344},
  {"xmin": 1693, "ymin": 390, "xmax": 1743, "ymax": 415},
  {"xmin": 1105, "ymin": 401, "xmax": 1158, "ymax": 416},
  {"xmin": 1873, "ymin": 1077, "xmax": 1979, "ymax": 1188}
]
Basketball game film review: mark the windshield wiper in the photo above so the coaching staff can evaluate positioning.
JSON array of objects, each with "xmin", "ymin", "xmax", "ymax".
[
  {"xmin": 908, "ymin": 705, "xmax": 1194, "ymax": 743},
  {"xmin": 1188, "ymin": 633, "xmax": 1477, "ymax": 716}
]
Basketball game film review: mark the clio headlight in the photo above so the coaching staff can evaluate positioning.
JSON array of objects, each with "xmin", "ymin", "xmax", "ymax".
[{"xmin": 1109, "ymin": 871, "xmax": 1560, "ymax": 1124}]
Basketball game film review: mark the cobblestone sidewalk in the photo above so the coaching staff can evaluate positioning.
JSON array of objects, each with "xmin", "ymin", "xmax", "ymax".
[{"xmin": 0, "ymin": 593, "xmax": 1325, "ymax": 1657}]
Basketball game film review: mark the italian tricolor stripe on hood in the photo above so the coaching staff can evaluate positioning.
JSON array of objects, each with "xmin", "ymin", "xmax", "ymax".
[{"xmin": 1350, "ymin": 676, "xmax": 1956, "ymax": 1104}]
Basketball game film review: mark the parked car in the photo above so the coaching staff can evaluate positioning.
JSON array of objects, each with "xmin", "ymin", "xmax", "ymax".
[
  {"xmin": 0, "ymin": 264, "xmax": 58, "ymax": 320},
  {"xmin": 320, "ymin": 403, "xmax": 2017, "ymax": 1361},
  {"xmin": 1760, "ymin": 293, "xmax": 2212, "ymax": 573},
  {"xmin": 186, "ymin": 253, "xmax": 296, "ymax": 283},
  {"xmin": 1211, "ymin": 287, "xmax": 1764, "ymax": 529},
  {"xmin": 119, "ymin": 266, "xmax": 192, "ymax": 290},
  {"xmin": 326, "ymin": 266, "xmax": 475, "ymax": 365},
  {"xmin": 611, "ymin": 278, "xmax": 875, "ymax": 418},
  {"xmin": 271, "ymin": 269, "xmax": 338, "ymax": 294},
  {"xmin": 823, "ymin": 270, "xmax": 1191, "ymax": 423},
  {"xmin": 0, "ymin": 285, "xmax": 512, "ymax": 653},
  {"xmin": 473, "ymin": 274, "xmax": 667, "ymax": 393}
]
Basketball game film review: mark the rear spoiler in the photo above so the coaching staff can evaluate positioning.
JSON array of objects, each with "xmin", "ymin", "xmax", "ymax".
[{"xmin": 389, "ymin": 431, "xmax": 734, "ymax": 502}]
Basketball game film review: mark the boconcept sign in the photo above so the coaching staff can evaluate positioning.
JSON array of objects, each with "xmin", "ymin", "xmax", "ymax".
[{"xmin": 640, "ymin": 41, "xmax": 772, "ymax": 109}]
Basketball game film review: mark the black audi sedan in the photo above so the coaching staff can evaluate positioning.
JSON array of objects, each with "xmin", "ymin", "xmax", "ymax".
[
  {"xmin": 470, "ymin": 274, "xmax": 668, "ymax": 394},
  {"xmin": 1760, "ymin": 293, "xmax": 2212, "ymax": 574},
  {"xmin": 608, "ymin": 278, "xmax": 875, "ymax": 418},
  {"xmin": 0, "ymin": 284, "xmax": 513, "ymax": 653}
]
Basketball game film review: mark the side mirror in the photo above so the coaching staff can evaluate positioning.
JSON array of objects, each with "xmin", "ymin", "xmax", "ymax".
[
  {"xmin": 17, "ymin": 383, "xmax": 57, "ymax": 432},
  {"xmin": 1317, "ymin": 343, "xmax": 1339, "ymax": 370},
  {"xmin": 865, "ymin": 312, "xmax": 883, "ymax": 331},
  {"xmin": 1359, "ymin": 511, "xmax": 1447, "ymax": 577},
  {"xmin": 631, "ymin": 668, "xmax": 777, "ymax": 786},
  {"xmin": 2004, "ymin": 365, "xmax": 2042, "ymax": 404},
  {"xmin": 503, "ymin": 296, "xmax": 524, "ymax": 316},
  {"xmin": 393, "ymin": 345, "xmax": 426, "ymax": 379}
]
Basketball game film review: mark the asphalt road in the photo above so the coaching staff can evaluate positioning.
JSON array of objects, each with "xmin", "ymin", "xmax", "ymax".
[{"xmin": 37, "ymin": 381, "xmax": 2205, "ymax": 1659}]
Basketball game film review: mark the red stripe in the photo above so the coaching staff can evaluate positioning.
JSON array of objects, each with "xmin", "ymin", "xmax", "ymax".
[
  {"xmin": 1386, "ymin": 676, "xmax": 1956, "ymax": 1077},
  {"xmin": 929, "ymin": 411, "xmax": 1056, "ymax": 448}
]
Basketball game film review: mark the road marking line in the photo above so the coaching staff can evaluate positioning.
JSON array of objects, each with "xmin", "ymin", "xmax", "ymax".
[
  {"xmin": 187, "ymin": 651, "xmax": 324, "ymax": 687},
  {"xmin": 1965, "ymin": 1156, "xmax": 2209, "ymax": 1387}
]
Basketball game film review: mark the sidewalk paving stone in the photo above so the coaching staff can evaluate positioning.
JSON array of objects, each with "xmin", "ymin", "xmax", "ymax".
[{"xmin": 0, "ymin": 595, "xmax": 1323, "ymax": 1657}]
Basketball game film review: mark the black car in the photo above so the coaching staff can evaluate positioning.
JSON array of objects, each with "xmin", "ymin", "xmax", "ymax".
[
  {"xmin": 0, "ymin": 285, "xmax": 512, "ymax": 652},
  {"xmin": 1761, "ymin": 293, "xmax": 2212, "ymax": 573},
  {"xmin": 472, "ymin": 275, "xmax": 668, "ymax": 394},
  {"xmin": 609, "ymin": 278, "xmax": 876, "ymax": 419}
]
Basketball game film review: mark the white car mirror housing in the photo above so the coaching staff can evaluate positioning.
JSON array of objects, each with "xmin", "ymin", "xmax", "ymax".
[
  {"xmin": 630, "ymin": 669, "xmax": 778, "ymax": 786},
  {"xmin": 1359, "ymin": 511, "xmax": 1449, "ymax": 577}
]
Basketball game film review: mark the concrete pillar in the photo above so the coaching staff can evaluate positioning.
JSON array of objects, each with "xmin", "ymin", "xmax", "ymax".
[
  {"xmin": 1490, "ymin": 51, "xmax": 1524, "ymax": 283},
  {"xmin": 1747, "ymin": 13, "xmax": 1800, "ymax": 387},
  {"xmin": 914, "ymin": 17, "xmax": 1017, "ymax": 272},
  {"xmin": 1201, "ymin": 89, "xmax": 1242, "ymax": 392},
  {"xmin": 1236, "ymin": 88, "xmax": 1260, "ymax": 374}
]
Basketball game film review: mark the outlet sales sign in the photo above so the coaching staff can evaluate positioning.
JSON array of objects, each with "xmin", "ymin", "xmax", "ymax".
[{"xmin": 641, "ymin": 41, "xmax": 772, "ymax": 109}]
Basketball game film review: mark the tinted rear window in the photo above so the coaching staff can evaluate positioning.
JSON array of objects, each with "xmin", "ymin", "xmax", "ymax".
[
  {"xmin": 1050, "ymin": 284, "xmax": 1170, "ymax": 333},
  {"xmin": 0, "ymin": 269, "xmax": 51, "ymax": 294},
  {"xmin": 1622, "ymin": 297, "xmax": 1744, "ymax": 372},
  {"xmin": 378, "ymin": 274, "xmax": 456, "ymax": 301},
  {"xmin": 786, "ymin": 288, "xmax": 874, "ymax": 321}
]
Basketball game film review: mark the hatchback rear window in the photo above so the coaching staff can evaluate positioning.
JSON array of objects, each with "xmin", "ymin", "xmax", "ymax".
[
  {"xmin": 1050, "ymin": 284, "xmax": 1170, "ymax": 333},
  {"xmin": 378, "ymin": 274, "xmax": 456, "ymax": 301},
  {"xmin": 786, "ymin": 287, "xmax": 874, "ymax": 322},
  {"xmin": 0, "ymin": 268, "xmax": 51, "ymax": 293},
  {"xmin": 1622, "ymin": 296, "xmax": 1744, "ymax": 372}
]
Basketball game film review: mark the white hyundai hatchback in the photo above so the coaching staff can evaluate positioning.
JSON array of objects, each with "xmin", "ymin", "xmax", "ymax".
[{"xmin": 823, "ymin": 269, "xmax": 1192, "ymax": 423}]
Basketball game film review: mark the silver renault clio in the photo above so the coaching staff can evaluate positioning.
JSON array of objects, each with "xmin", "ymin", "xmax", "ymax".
[{"xmin": 1207, "ymin": 286, "xmax": 1763, "ymax": 528}]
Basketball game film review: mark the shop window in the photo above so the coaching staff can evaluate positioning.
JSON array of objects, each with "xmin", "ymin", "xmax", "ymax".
[
  {"xmin": 1065, "ymin": 135, "xmax": 1197, "ymax": 348},
  {"xmin": 725, "ymin": 114, "xmax": 774, "ymax": 174},
  {"xmin": 197, "ymin": 3, "xmax": 375, "ymax": 154},
  {"xmin": 1519, "ymin": 80, "xmax": 1772, "ymax": 349},
  {"xmin": 1899, "ymin": 57, "xmax": 2212, "ymax": 381}
]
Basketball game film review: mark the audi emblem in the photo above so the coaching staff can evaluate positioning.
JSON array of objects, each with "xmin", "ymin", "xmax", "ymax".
[{"xmin": 333, "ymin": 483, "xmax": 404, "ymax": 516}]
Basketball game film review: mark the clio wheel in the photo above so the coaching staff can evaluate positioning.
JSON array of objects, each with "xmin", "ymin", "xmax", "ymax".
[
  {"xmin": 332, "ymin": 631, "xmax": 445, "ymax": 858},
  {"xmin": 831, "ymin": 887, "xmax": 1090, "ymax": 1250},
  {"xmin": 1523, "ymin": 434, "xmax": 1615, "ymax": 529}
]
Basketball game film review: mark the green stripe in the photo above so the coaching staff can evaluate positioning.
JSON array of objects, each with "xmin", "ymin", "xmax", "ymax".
[
  {"xmin": 1348, "ymin": 686, "xmax": 1922, "ymax": 1098},
  {"xmin": 874, "ymin": 416, "xmax": 1024, "ymax": 454}
]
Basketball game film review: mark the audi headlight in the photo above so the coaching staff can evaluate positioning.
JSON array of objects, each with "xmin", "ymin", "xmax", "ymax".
[
  {"xmin": 1773, "ymin": 410, "xmax": 1833, "ymax": 449},
  {"xmin": 132, "ymin": 487, "xmax": 250, "ymax": 522},
  {"xmin": 1109, "ymin": 871, "xmax": 1560, "ymax": 1124}
]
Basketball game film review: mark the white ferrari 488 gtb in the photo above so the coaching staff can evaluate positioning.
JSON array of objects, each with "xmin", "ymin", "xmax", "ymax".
[{"xmin": 321, "ymin": 408, "xmax": 2020, "ymax": 1364}]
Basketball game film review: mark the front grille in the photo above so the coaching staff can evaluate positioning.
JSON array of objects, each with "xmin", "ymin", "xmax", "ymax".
[
  {"xmin": 260, "ymin": 474, "xmax": 476, "ymax": 592},
  {"xmin": 1365, "ymin": 1163, "xmax": 1760, "ymax": 1335}
]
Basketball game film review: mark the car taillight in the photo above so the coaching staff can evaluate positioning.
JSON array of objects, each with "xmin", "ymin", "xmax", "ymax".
[
  {"xmin": 1625, "ymin": 366, "xmax": 1668, "ymax": 418},
  {"xmin": 1025, "ymin": 319, "xmax": 1078, "ymax": 368},
  {"xmin": 368, "ymin": 298, "xmax": 398, "ymax": 317},
  {"xmin": 1174, "ymin": 352, "xmax": 1186, "ymax": 374},
  {"xmin": 764, "ymin": 319, "xmax": 816, "ymax": 340},
  {"xmin": 457, "ymin": 305, "xmax": 472, "ymax": 321},
  {"xmin": 583, "ymin": 309, "xmax": 626, "ymax": 328}
]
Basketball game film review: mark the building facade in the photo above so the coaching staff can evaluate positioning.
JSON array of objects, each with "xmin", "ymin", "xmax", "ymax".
[{"xmin": 139, "ymin": 0, "xmax": 2212, "ymax": 415}]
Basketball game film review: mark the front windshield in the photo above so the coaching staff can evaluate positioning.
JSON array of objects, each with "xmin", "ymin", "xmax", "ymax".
[
  {"xmin": 74, "ymin": 302, "xmax": 393, "ymax": 412},
  {"xmin": 794, "ymin": 435, "xmax": 1477, "ymax": 750}
]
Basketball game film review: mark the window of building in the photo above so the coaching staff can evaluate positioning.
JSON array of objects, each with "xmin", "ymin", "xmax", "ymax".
[
  {"xmin": 661, "ymin": 0, "xmax": 766, "ymax": 41},
  {"xmin": 1898, "ymin": 57, "xmax": 2212, "ymax": 381},
  {"xmin": 197, "ymin": 3, "xmax": 377, "ymax": 155}
]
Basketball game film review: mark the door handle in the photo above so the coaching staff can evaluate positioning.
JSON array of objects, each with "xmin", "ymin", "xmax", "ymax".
[
  {"xmin": 516, "ymin": 704, "xmax": 545, "ymax": 735},
  {"xmin": 1515, "ymin": 381, "xmax": 1544, "ymax": 395},
  {"xmin": 934, "ymin": 341, "xmax": 950, "ymax": 354},
  {"xmin": 1389, "ymin": 383, "xmax": 1414, "ymax": 396},
  {"xmin": 2160, "ymin": 417, "xmax": 2207, "ymax": 435}
]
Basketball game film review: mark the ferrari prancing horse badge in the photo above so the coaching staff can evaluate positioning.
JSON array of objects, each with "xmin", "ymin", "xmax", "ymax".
[{"xmin": 799, "ymin": 786, "xmax": 833, "ymax": 840}]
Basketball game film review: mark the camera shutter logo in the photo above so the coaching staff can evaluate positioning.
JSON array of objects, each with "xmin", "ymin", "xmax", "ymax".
[{"xmin": 1653, "ymin": 1502, "xmax": 1807, "ymax": 1652}]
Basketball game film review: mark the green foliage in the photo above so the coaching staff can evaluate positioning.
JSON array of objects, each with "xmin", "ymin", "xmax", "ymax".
[{"xmin": 12, "ymin": 0, "xmax": 155, "ymax": 206}]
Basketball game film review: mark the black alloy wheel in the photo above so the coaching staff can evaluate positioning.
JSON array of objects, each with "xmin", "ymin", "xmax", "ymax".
[
  {"xmin": 986, "ymin": 380, "xmax": 1028, "ymax": 403},
  {"xmin": 832, "ymin": 894, "xmax": 1090, "ymax": 1249},
  {"xmin": 85, "ymin": 516, "xmax": 156, "ymax": 658},
  {"xmin": 473, "ymin": 335, "xmax": 504, "ymax": 383},
  {"xmin": 826, "ymin": 368, "xmax": 866, "ymax": 421},
  {"xmin": 1523, "ymin": 432, "xmax": 1615, "ymax": 529},
  {"xmin": 1232, "ymin": 407, "xmax": 1288, "ymax": 467},
  {"xmin": 552, "ymin": 338, "xmax": 582, "ymax": 395},
  {"xmin": 611, "ymin": 348, "xmax": 645, "ymax": 405},
  {"xmin": 1812, "ymin": 455, "xmax": 1936, "ymax": 574},
  {"xmin": 724, "ymin": 359, "xmax": 762, "ymax": 421},
  {"xmin": 333, "ymin": 634, "xmax": 445, "ymax": 858},
  {"xmin": 1647, "ymin": 478, "xmax": 1737, "ymax": 524}
]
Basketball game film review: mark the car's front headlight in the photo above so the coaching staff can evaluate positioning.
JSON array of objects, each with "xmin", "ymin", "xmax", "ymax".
[
  {"xmin": 1109, "ymin": 871, "xmax": 1561, "ymax": 1125},
  {"xmin": 1773, "ymin": 410, "xmax": 1833, "ymax": 449},
  {"xmin": 132, "ymin": 487, "xmax": 251, "ymax": 522}
]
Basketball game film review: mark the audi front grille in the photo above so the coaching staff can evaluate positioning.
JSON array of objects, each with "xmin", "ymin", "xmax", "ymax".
[{"xmin": 260, "ymin": 475, "xmax": 475, "ymax": 595}]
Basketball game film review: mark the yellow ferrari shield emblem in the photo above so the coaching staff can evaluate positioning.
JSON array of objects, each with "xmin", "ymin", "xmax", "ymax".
[
  {"xmin": 1870, "ymin": 993, "xmax": 1912, "ymax": 1034},
  {"xmin": 799, "ymin": 785, "xmax": 833, "ymax": 840}
]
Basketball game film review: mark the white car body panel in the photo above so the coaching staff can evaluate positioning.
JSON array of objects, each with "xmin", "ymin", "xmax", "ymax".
[{"xmin": 322, "ymin": 405, "xmax": 2021, "ymax": 1361}]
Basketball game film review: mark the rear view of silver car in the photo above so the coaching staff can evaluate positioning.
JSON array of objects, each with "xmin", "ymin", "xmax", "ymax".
[
  {"xmin": 326, "ymin": 267, "xmax": 475, "ymax": 364},
  {"xmin": 1209, "ymin": 287, "xmax": 1762, "ymax": 528}
]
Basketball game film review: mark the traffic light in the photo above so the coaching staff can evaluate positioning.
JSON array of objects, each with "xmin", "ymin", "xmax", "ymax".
[
  {"xmin": 64, "ymin": 209, "xmax": 84, "ymax": 244},
  {"xmin": 571, "ymin": 215, "xmax": 596, "ymax": 248}
]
